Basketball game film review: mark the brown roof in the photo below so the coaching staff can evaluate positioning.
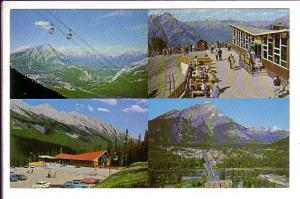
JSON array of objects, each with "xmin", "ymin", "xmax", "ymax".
[
  {"xmin": 55, "ymin": 151, "xmax": 107, "ymax": 161},
  {"xmin": 229, "ymin": 24, "xmax": 289, "ymax": 36}
]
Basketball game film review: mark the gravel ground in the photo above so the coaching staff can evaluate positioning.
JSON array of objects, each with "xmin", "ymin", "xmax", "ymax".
[{"xmin": 10, "ymin": 163, "xmax": 120, "ymax": 188}]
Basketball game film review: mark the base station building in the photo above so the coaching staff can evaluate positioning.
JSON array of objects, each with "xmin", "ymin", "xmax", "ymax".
[
  {"xmin": 40, "ymin": 151, "xmax": 109, "ymax": 168},
  {"xmin": 229, "ymin": 23, "xmax": 289, "ymax": 85}
]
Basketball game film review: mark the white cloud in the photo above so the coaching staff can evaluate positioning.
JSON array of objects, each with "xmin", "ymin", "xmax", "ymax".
[
  {"xmin": 11, "ymin": 45, "xmax": 31, "ymax": 53},
  {"xmin": 34, "ymin": 21, "xmax": 51, "ymax": 30},
  {"xmin": 122, "ymin": 105, "xmax": 148, "ymax": 113},
  {"xmin": 92, "ymin": 99, "xmax": 117, "ymax": 106},
  {"xmin": 94, "ymin": 10, "xmax": 134, "ymax": 22},
  {"xmin": 75, "ymin": 103, "xmax": 85, "ymax": 108},
  {"xmin": 88, "ymin": 105, "xmax": 94, "ymax": 112},
  {"xmin": 133, "ymin": 99, "xmax": 148, "ymax": 105},
  {"xmin": 97, "ymin": 107, "xmax": 110, "ymax": 112}
]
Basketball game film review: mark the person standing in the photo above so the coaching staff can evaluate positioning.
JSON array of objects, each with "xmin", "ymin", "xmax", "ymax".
[
  {"xmin": 228, "ymin": 54, "xmax": 235, "ymax": 69},
  {"xmin": 214, "ymin": 48, "xmax": 219, "ymax": 61},
  {"xmin": 210, "ymin": 44, "xmax": 214, "ymax": 54},
  {"xmin": 211, "ymin": 84, "xmax": 220, "ymax": 98},
  {"xmin": 273, "ymin": 75, "xmax": 281, "ymax": 98},
  {"xmin": 218, "ymin": 48, "xmax": 223, "ymax": 61}
]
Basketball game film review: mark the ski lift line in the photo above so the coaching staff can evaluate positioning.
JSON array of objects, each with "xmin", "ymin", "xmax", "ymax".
[
  {"xmin": 37, "ymin": 11, "xmax": 114, "ymax": 67},
  {"xmin": 45, "ymin": 14, "xmax": 112, "ymax": 65},
  {"xmin": 36, "ymin": 11, "xmax": 83, "ymax": 59},
  {"xmin": 38, "ymin": 11, "xmax": 96, "ymax": 65},
  {"xmin": 46, "ymin": 10, "xmax": 115, "ymax": 66}
]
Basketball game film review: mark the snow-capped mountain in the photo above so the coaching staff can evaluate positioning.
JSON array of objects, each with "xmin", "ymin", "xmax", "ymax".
[
  {"xmin": 10, "ymin": 43, "xmax": 70, "ymax": 72},
  {"xmin": 148, "ymin": 13, "xmax": 289, "ymax": 47},
  {"xmin": 11, "ymin": 100, "xmax": 124, "ymax": 139},
  {"xmin": 150, "ymin": 102, "xmax": 289, "ymax": 146}
]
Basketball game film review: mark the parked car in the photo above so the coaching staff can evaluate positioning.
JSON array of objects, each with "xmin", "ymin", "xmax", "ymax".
[
  {"xmin": 10, "ymin": 174, "xmax": 19, "ymax": 182},
  {"xmin": 17, "ymin": 174, "xmax": 27, "ymax": 181},
  {"xmin": 50, "ymin": 184, "xmax": 64, "ymax": 188},
  {"xmin": 81, "ymin": 178, "xmax": 97, "ymax": 184},
  {"xmin": 30, "ymin": 165, "xmax": 36, "ymax": 168},
  {"xmin": 32, "ymin": 181, "xmax": 51, "ymax": 188},
  {"xmin": 23, "ymin": 165, "xmax": 29, "ymax": 168},
  {"xmin": 64, "ymin": 180, "xmax": 88, "ymax": 188}
]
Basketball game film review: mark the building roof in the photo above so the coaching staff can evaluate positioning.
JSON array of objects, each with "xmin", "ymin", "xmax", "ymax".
[
  {"xmin": 55, "ymin": 151, "xmax": 107, "ymax": 161},
  {"xmin": 229, "ymin": 24, "xmax": 289, "ymax": 36}
]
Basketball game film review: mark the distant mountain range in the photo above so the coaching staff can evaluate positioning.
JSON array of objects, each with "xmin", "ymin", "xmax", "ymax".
[
  {"xmin": 65, "ymin": 51, "xmax": 147, "ymax": 68},
  {"xmin": 11, "ymin": 43, "xmax": 147, "ymax": 70},
  {"xmin": 11, "ymin": 100, "xmax": 125, "ymax": 141},
  {"xmin": 149, "ymin": 102, "xmax": 289, "ymax": 146},
  {"xmin": 148, "ymin": 13, "xmax": 289, "ymax": 47}
]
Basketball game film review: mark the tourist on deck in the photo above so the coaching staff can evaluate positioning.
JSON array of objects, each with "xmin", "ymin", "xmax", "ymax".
[
  {"xmin": 211, "ymin": 84, "xmax": 220, "ymax": 98},
  {"xmin": 227, "ymin": 44, "xmax": 231, "ymax": 51},
  {"xmin": 255, "ymin": 57, "xmax": 261, "ymax": 73},
  {"xmin": 210, "ymin": 44, "xmax": 214, "ymax": 54},
  {"xmin": 214, "ymin": 48, "xmax": 219, "ymax": 61},
  {"xmin": 193, "ymin": 56, "xmax": 198, "ymax": 65},
  {"xmin": 273, "ymin": 75, "xmax": 281, "ymax": 98},
  {"xmin": 218, "ymin": 48, "xmax": 223, "ymax": 61},
  {"xmin": 228, "ymin": 54, "xmax": 235, "ymax": 69}
]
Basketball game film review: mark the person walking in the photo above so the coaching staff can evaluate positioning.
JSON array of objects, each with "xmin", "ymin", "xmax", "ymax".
[
  {"xmin": 273, "ymin": 75, "xmax": 281, "ymax": 98},
  {"xmin": 218, "ymin": 48, "xmax": 223, "ymax": 61}
]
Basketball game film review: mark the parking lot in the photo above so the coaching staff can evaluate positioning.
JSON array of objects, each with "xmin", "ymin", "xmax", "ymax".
[{"xmin": 10, "ymin": 163, "xmax": 120, "ymax": 188}]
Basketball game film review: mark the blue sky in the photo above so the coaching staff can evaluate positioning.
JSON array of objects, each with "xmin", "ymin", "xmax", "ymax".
[
  {"xmin": 149, "ymin": 99, "xmax": 289, "ymax": 129},
  {"xmin": 11, "ymin": 10, "xmax": 148, "ymax": 55},
  {"xmin": 149, "ymin": 9, "xmax": 289, "ymax": 22},
  {"xmin": 23, "ymin": 99, "xmax": 148, "ymax": 139}
]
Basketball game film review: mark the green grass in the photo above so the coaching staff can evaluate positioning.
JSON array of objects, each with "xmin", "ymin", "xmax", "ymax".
[{"xmin": 96, "ymin": 162, "xmax": 148, "ymax": 188}]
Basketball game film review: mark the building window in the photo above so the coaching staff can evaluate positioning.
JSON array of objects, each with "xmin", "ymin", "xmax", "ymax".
[
  {"xmin": 281, "ymin": 46, "xmax": 287, "ymax": 62},
  {"xmin": 268, "ymin": 55, "xmax": 273, "ymax": 61},
  {"xmin": 274, "ymin": 34, "xmax": 280, "ymax": 48},
  {"xmin": 281, "ymin": 61, "xmax": 287, "ymax": 68},
  {"xmin": 274, "ymin": 54, "xmax": 280, "ymax": 64},
  {"xmin": 263, "ymin": 50, "xmax": 267, "ymax": 59},
  {"xmin": 268, "ymin": 39, "xmax": 273, "ymax": 56},
  {"xmin": 282, "ymin": 38, "xmax": 288, "ymax": 46},
  {"xmin": 263, "ymin": 36, "xmax": 267, "ymax": 44}
]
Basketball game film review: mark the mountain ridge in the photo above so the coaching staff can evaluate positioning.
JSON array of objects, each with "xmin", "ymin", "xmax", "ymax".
[{"xmin": 149, "ymin": 102, "xmax": 289, "ymax": 146}]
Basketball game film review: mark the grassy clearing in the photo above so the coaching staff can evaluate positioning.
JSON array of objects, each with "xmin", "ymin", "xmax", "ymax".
[{"xmin": 96, "ymin": 162, "xmax": 148, "ymax": 188}]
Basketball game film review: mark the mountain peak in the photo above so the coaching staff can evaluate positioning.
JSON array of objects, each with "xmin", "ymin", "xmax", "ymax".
[{"xmin": 36, "ymin": 43, "xmax": 54, "ymax": 52}]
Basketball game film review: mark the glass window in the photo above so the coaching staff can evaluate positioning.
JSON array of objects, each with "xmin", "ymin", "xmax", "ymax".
[
  {"xmin": 263, "ymin": 50, "xmax": 267, "ymax": 59},
  {"xmin": 281, "ymin": 46, "xmax": 287, "ymax": 61},
  {"xmin": 268, "ymin": 41, "xmax": 273, "ymax": 56},
  {"xmin": 274, "ymin": 55, "xmax": 280, "ymax": 64},
  {"xmin": 274, "ymin": 34, "xmax": 280, "ymax": 48},
  {"xmin": 282, "ymin": 38, "xmax": 288, "ymax": 46},
  {"xmin": 268, "ymin": 55, "xmax": 273, "ymax": 61},
  {"xmin": 263, "ymin": 36, "xmax": 267, "ymax": 44},
  {"xmin": 281, "ymin": 61, "xmax": 287, "ymax": 68}
]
